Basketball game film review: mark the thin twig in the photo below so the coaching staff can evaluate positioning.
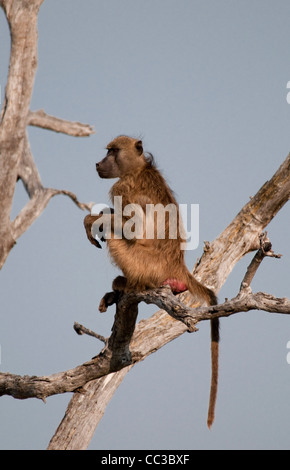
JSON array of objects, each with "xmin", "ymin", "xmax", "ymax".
[
  {"xmin": 73, "ymin": 322, "xmax": 107, "ymax": 344},
  {"xmin": 240, "ymin": 232, "xmax": 282, "ymax": 291}
]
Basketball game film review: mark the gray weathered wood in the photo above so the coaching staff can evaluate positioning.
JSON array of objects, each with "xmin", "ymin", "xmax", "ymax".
[{"xmin": 0, "ymin": 0, "xmax": 93, "ymax": 269}]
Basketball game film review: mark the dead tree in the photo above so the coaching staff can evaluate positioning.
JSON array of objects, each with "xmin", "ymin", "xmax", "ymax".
[
  {"xmin": 0, "ymin": 0, "xmax": 289, "ymax": 450},
  {"xmin": 0, "ymin": 0, "xmax": 94, "ymax": 269}
]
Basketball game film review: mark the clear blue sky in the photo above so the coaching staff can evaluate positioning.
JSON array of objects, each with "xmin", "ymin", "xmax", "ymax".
[{"xmin": 1, "ymin": 0, "xmax": 290, "ymax": 450}]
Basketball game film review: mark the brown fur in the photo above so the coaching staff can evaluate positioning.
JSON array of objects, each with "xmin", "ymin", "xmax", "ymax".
[{"xmin": 84, "ymin": 135, "xmax": 219, "ymax": 427}]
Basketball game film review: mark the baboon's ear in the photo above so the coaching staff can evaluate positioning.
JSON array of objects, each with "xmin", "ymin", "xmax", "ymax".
[{"xmin": 135, "ymin": 140, "xmax": 143, "ymax": 156}]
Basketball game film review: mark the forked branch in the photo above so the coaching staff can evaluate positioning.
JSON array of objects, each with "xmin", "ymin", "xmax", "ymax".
[
  {"xmin": 240, "ymin": 232, "xmax": 282, "ymax": 290},
  {"xmin": 0, "ymin": 1, "xmax": 94, "ymax": 269},
  {"xmin": 1, "ymin": 262, "xmax": 289, "ymax": 402}
]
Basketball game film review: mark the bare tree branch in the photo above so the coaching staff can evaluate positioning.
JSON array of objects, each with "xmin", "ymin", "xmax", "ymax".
[
  {"xmin": 12, "ymin": 187, "xmax": 90, "ymax": 241},
  {"xmin": 73, "ymin": 322, "xmax": 107, "ymax": 344},
  {"xmin": 0, "ymin": 2, "xmax": 94, "ymax": 269},
  {"xmin": 1, "ymin": 286, "xmax": 289, "ymax": 402},
  {"xmin": 11, "ymin": 132, "xmax": 91, "ymax": 241},
  {"xmin": 0, "ymin": 0, "xmax": 44, "ymax": 267},
  {"xmin": 28, "ymin": 110, "xmax": 95, "ymax": 137},
  {"xmin": 240, "ymin": 232, "xmax": 282, "ymax": 290},
  {"xmin": 17, "ymin": 133, "xmax": 43, "ymax": 197}
]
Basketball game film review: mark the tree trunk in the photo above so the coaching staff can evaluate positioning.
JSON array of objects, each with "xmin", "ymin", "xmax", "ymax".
[{"xmin": 0, "ymin": 0, "xmax": 94, "ymax": 269}]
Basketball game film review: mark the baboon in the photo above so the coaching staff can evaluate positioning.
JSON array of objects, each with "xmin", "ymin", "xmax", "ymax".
[{"xmin": 84, "ymin": 135, "xmax": 219, "ymax": 428}]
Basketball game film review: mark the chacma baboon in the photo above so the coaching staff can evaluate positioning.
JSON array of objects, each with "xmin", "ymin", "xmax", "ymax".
[{"xmin": 84, "ymin": 135, "xmax": 219, "ymax": 428}]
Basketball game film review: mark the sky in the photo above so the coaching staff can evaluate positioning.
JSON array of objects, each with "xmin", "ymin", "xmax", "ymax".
[{"xmin": 0, "ymin": 0, "xmax": 290, "ymax": 450}]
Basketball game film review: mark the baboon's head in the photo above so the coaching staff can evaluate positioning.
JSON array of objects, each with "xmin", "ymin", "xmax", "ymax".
[{"xmin": 96, "ymin": 136, "xmax": 145, "ymax": 179}]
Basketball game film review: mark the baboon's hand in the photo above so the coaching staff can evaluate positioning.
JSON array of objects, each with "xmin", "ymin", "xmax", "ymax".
[{"xmin": 84, "ymin": 214, "xmax": 102, "ymax": 249}]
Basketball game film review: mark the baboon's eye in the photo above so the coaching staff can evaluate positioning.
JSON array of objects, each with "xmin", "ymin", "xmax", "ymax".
[{"xmin": 107, "ymin": 147, "xmax": 118, "ymax": 157}]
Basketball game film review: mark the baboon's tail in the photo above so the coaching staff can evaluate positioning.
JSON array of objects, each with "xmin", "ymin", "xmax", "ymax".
[
  {"xmin": 207, "ymin": 315, "xmax": 219, "ymax": 429},
  {"xmin": 186, "ymin": 274, "xmax": 219, "ymax": 429}
]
